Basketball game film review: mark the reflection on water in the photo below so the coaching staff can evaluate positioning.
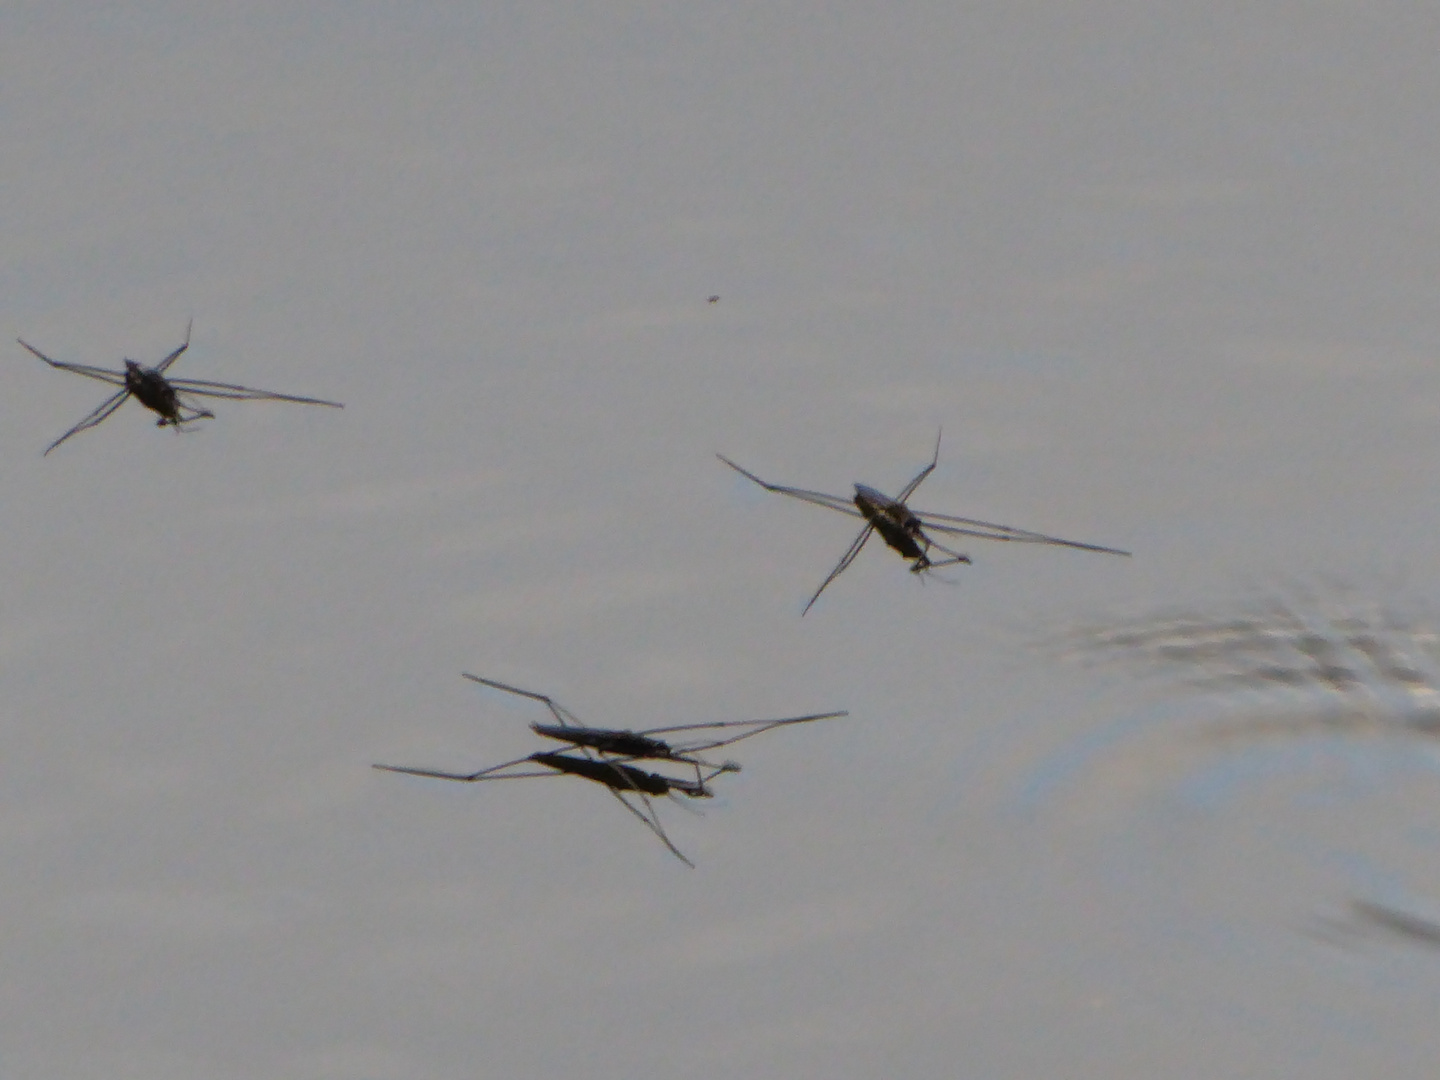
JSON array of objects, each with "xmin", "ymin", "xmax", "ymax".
[
  {"xmin": 1050, "ymin": 586, "xmax": 1440, "ymax": 737},
  {"xmin": 1015, "ymin": 587, "xmax": 1440, "ymax": 820},
  {"xmin": 1016, "ymin": 585, "xmax": 1440, "ymax": 957}
]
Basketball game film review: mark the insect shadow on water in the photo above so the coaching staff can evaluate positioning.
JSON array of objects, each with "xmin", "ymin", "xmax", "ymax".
[
  {"xmin": 18, "ymin": 321, "xmax": 344, "ymax": 454},
  {"xmin": 718, "ymin": 431, "xmax": 1130, "ymax": 614},
  {"xmin": 374, "ymin": 673, "xmax": 847, "ymax": 867}
]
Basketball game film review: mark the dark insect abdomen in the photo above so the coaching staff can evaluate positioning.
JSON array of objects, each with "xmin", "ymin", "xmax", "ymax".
[
  {"xmin": 128, "ymin": 371, "xmax": 181, "ymax": 420},
  {"xmin": 871, "ymin": 515, "xmax": 925, "ymax": 560},
  {"xmin": 530, "ymin": 751, "xmax": 671, "ymax": 795}
]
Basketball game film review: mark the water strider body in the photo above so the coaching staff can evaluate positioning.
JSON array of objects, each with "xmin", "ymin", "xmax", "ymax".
[
  {"xmin": 851, "ymin": 481, "xmax": 956, "ymax": 567},
  {"xmin": 526, "ymin": 752, "xmax": 712, "ymax": 798},
  {"xmin": 18, "ymin": 321, "xmax": 342, "ymax": 454},
  {"xmin": 719, "ymin": 433, "xmax": 1130, "ymax": 614},
  {"xmin": 373, "ymin": 673, "xmax": 846, "ymax": 867}
]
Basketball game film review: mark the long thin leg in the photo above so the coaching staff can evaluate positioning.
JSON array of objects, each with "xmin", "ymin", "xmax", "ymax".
[
  {"xmin": 43, "ymin": 388, "xmax": 132, "ymax": 455},
  {"xmin": 916, "ymin": 512, "xmax": 1130, "ymax": 555},
  {"xmin": 565, "ymin": 743, "xmax": 696, "ymax": 867},
  {"xmin": 666, "ymin": 788, "xmax": 707, "ymax": 817},
  {"xmin": 164, "ymin": 400, "xmax": 216, "ymax": 427},
  {"xmin": 604, "ymin": 786, "xmax": 695, "ymax": 867},
  {"xmin": 17, "ymin": 341, "xmax": 129, "ymax": 386},
  {"xmin": 716, "ymin": 454, "xmax": 863, "ymax": 518},
  {"xmin": 923, "ymin": 555, "xmax": 972, "ymax": 571},
  {"xmin": 153, "ymin": 320, "xmax": 192, "ymax": 373},
  {"xmin": 895, "ymin": 430, "xmax": 942, "ymax": 503},
  {"xmin": 922, "ymin": 536, "xmax": 972, "ymax": 568},
  {"xmin": 802, "ymin": 522, "xmax": 875, "ymax": 616},
  {"xmin": 168, "ymin": 379, "xmax": 343, "ymax": 408},
  {"xmin": 645, "ymin": 711, "xmax": 848, "ymax": 739},
  {"xmin": 371, "ymin": 753, "xmax": 548, "ymax": 782},
  {"xmin": 461, "ymin": 673, "xmax": 584, "ymax": 729}
]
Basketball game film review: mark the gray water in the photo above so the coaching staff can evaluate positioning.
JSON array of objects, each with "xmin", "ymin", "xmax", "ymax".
[{"xmin": 4, "ymin": 3, "xmax": 1440, "ymax": 1077}]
